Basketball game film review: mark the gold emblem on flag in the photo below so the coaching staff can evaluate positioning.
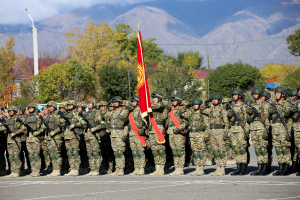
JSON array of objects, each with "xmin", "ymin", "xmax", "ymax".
[{"xmin": 137, "ymin": 63, "xmax": 145, "ymax": 88}]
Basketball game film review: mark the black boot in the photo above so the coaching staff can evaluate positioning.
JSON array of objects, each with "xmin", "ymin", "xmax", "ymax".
[
  {"xmin": 259, "ymin": 163, "xmax": 268, "ymax": 176},
  {"xmin": 280, "ymin": 163, "xmax": 290, "ymax": 176},
  {"xmin": 239, "ymin": 163, "xmax": 247, "ymax": 175},
  {"xmin": 250, "ymin": 163, "xmax": 261, "ymax": 176},
  {"xmin": 231, "ymin": 163, "xmax": 241, "ymax": 176},
  {"xmin": 296, "ymin": 164, "xmax": 300, "ymax": 176},
  {"xmin": 290, "ymin": 161, "xmax": 298, "ymax": 174},
  {"xmin": 273, "ymin": 163, "xmax": 283, "ymax": 176},
  {"xmin": 267, "ymin": 164, "xmax": 272, "ymax": 174}
]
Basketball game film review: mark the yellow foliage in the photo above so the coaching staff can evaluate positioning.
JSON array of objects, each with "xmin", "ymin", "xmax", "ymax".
[{"xmin": 260, "ymin": 64, "xmax": 285, "ymax": 79}]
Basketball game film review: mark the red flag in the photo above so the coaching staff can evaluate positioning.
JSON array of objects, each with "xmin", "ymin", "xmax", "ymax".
[{"xmin": 137, "ymin": 25, "xmax": 152, "ymax": 118}]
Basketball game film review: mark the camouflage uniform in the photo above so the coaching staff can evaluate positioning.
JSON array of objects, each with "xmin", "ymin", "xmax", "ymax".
[
  {"xmin": 40, "ymin": 114, "xmax": 51, "ymax": 173},
  {"xmin": 2, "ymin": 106, "xmax": 26, "ymax": 177},
  {"xmin": 25, "ymin": 104, "xmax": 43, "ymax": 177},
  {"xmin": 110, "ymin": 96, "xmax": 129, "ymax": 176},
  {"xmin": 204, "ymin": 94, "xmax": 229, "ymax": 176},
  {"xmin": 0, "ymin": 113, "xmax": 7, "ymax": 176}
]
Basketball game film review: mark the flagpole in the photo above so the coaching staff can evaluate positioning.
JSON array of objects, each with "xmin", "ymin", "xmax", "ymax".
[{"xmin": 128, "ymin": 70, "xmax": 131, "ymax": 100}]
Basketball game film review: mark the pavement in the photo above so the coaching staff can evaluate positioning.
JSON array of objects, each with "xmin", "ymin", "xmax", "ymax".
[{"xmin": 0, "ymin": 162, "xmax": 300, "ymax": 200}]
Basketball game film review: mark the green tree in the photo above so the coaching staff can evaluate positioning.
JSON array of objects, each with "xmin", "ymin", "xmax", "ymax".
[
  {"xmin": 205, "ymin": 61, "xmax": 265, "ymax": 98},
  {"xmin": 165, "ymin": 50, "xmax": 204, "ymax": 70},
  {"xmin": 287, "ymin": 29, "xmax": 300, "ymax": 57},
  {"xmin": 98, "ymin": 64, "xmax": 137, "ymax": 100},
  {"xmin": 281, "ymin": 67, "xmax": 300, "ymax": 89}
]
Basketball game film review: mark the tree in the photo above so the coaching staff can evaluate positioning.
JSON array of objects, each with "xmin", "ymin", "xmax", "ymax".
[
  {"xmin": 98, "ymin": 64, "xmax": 137, "ymax": 100},
  {"xmin": 65, "ymin": 22, "xmax": 121, "ymax": 71},
  {"xmin": 205, "ymin": 62, "xmax": 265, "ymax": 98},
  {"xmin": 287, "ymin": 29, "xmax": 300, "ymax": 57},
  {"xmin": 165, "ymin": 50, "xmax": 204, "ymax": 70},
  {"xmin": 281, "ymin": 67, "xmax": 300, "ymax": 89},
  {"xmin": 260, "ymin": 64, "xmax": 285, "ymax": 80},
  {"xmin": 36, "ymin": 59, "xmax": 96, "ymax": 102}
]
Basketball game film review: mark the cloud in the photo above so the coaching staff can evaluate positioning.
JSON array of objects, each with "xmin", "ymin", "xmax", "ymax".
[{"xmin": 0, "ymin": 0, "xmax": 151, "ymax": 24}]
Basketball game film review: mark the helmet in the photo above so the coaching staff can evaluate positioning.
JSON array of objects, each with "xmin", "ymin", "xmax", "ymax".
[
  {"xmin": 297, "ymin": 85, "xmax": 300, "ymax": 91},
  {"xmin": 67, "ymin": 100, "xmax": 77, "ymax": 106},
  {"xmin": 109, "ymin": 102, "xmax": 113, "ymax": 107},
  {"xmin": 170, "ymin": 94, "xmax": 183, "ymax": 103},
  {"xmin": 283, "ymin": 87, "xmax": 290, "ymax": 96},
  {"xmin": 77, "ymin": 101, "xmax": 86, "ymax": 108},
  {"xmin": 87, "ymin": 98, "xmax": 96, "ymax": 106},
  {"xmin": 231, "ymin": 88, "xmax": 244, "ymax": 97},
  {"xmin": 47, "ymin": 101, "xmax": 57, "ymax": 108},
  {"xmin": 59, "ymin": 103, "xmax": 67, "ymax": 109},
  {"xmin": 275, "ymin": 87, "xmax": 287, "ymax": 95},
  {"xmin": 251, "ymin": 87, "xmax": 262, "ymax": 95},
  {"xmin": 28, "ymin": 102, "xmax": 37, "ymax": 109},
  {"xmin": 222, "ymin": 98, "xmax": 231, "ymax": 103},
  {"xmin": 151, "ymin": 92, "xmax": 163, "ymax": 100},
  {"xmin": 290, "ymin": 88, "xmax": 298, "ymax": 96},
  {"xmin": 210, "ymin": 93, "xmax": 222, "ymax": 101},
  {"xmin": 98, "ymin": 101, "xmax": 107, "ymax": 106},
  {"xmin": 262, "ymin": 90, "xmax": 271, "ymax": 99},
  {"xmin": 8, "ymin": 106, "xmax": 17, "ymax": 112},
  {"xmin": 111, "ymin": 96, "xmax": 123, "ymax": 103},
  {"xmin": 241, "ymin": 93, "xmax": 245, "ymax": 100},
  {"xmin": 131, "ymin": 96, "xmax": 139, "ymax": 102},
  {"xmin": 192, "ymin": 98, "xmax": 203, "ymax": 105}
]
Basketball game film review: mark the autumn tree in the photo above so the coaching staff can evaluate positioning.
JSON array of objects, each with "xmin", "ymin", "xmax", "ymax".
[
  {"xmin": 281, "ymin": 67, "xmax": 300, "ymax": 89},
  {"xmin": 287, "ymin": 29, "xmax": 300, "ymax": 57},
  {"xmin": 165, "ymin": 50, "xmax": 204, "ymax": 70}
]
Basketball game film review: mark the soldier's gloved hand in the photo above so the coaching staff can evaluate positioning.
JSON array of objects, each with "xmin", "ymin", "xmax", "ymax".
[
  {"xmin": 166, "ymin": 103, "xmax": 172, "ymax": 110},
  {"xmin": 227, "ymin": 110, "xmax": 234, "ymax": 117},
  {"xmin": 10, "ymin": 132, "xmax": 16, "ymax": 137},
  {"xmin": 33, "ymin": 131, "xmax": 40, "ymax": 137},
  {"xmin": 204, "ymin": 137, "xmax": 210, "ymax": 143},
  {"xmin": 262, "ymin": 130, "xmax": 268, "ymax": 140},
  {"xmin": 173, "ymin": 128, "xmax": 181, "ymax": 134},
  {"xmin": 225, "ymin": 103, "xmax": 231, "ymax": 110},
  {"xmin": 268, "ymin": 107, "xmax": 276, "ymax": 114},
  {"xmin": 69, "ymin": 124, "xmax": 76, "ymax": 130},
  {"xmin": 138, "ymin": 129, "xmax": 145, "ymax": 136},
  {"xmin": 50, "ymin": 131, "xmax": 55, "ymax": 137},
  {"xmin": 286, "ymin": 134, "xmax": 291, "ymax": 141},
  {"xmin": 60, "ymin": 118, "xmax": 66, "ymax": 124},
  {"xmin": 90, "ymin": 127, "xmax": 96, "ymax": 133},
  {"xmin": 223, "ymin": 132, "xmax": 229, "ymax": 140}
]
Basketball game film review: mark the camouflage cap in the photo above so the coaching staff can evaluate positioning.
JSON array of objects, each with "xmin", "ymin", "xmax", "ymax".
[
  {"xmin": 151, "ymin": 91, "xmax": 163, "ymax": 100},
  {"xmin": 210, "ymin": 93, "xmax": 222, "ymax": 101},
  {"xmin": 192, "ymin": 98, "xmax": 203, "ymax": 105},
  {"xmin": 77, "ymin": 101, "xmax": 87, "ymax": 108},
  {"xmin": 262, "ymin": 90, "xmax": 271, "ymax": 99},
  {"xmin": 290, "ymin": 88, "xmax": 298, "ymax": 97},
  {"xmin": 67, "ymin": 100, "xmax": 77, "ymax": 106},
  {"xmin": 87, "ymin": 98, "xmax": 96, "ymax": 105},
  {"xmin": 131, "ymin": 96, "xmax": 139, "ymax": 102},
  {"xmin": 47, "ymin": 101, "xmax": 57, "ymax": 108},
  {"xmin": 111, "ymin": 96, "xmax": 123, "ymax": 103},
  {"xmin": 59, "ymin": 103, "xmax": 67, "ymax": 109},
  {"xmin": 28, "ymin": 102, "xmax": 37, "ymax": 109},
  {"xmin": 8, "ymin": 106, "xmax": 17, "ymax": 112},
  {"xmin": 170, "ymin": 94, "xmax": 183, "ymax": 103},
  {"xmin": 98, "ymin": 101, "xmax": 107, "ymax": 106},
  {"xmin": 251, "ymin": 87, "xmax": 263, "ymax": 95}
]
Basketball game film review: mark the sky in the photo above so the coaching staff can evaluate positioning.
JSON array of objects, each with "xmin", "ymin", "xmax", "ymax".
[{"xmin": 0, "ymin": 0, "xmax": 152, "ymax": 24}]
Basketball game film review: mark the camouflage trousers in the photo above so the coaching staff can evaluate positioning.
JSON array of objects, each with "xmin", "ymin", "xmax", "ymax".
[
  {"xmin": 190, "ymin": 132, "xmax": 207, "ymax": 166},
  {"xmin": 168, "ymin": 127, "xmax": 186, "ymax": 168},
  {"xmin": 65, "ymin": 139, "xmax": 81, "ymax": 170},
  {"xmin": 47, "ymin": 138, "xmax": 63, "ymax": 171},
  {"xmin": 0, "ymin": 137, "xmax": 6, "ymax": 172},
  {"xmin": 85, "ymin": 139, "xmax": 101, "ymax": 171},
  {"xmin": 230, "ymin": 127, "xmax": 248, "ymax": 164},
  {"xmin": 41, "ymin": 139, "xmax": 51, "ymax": 169},
  {"xmin": 210, "ymin": 129, "xmax": 227, "ymax": 167},
  {"xmin": 129, "ymin": 133, "xmax": 146, "ymax": 168},
  {"xmin": 7, "ymin": 140, "xmax": 22, "ymax": 173},
  {"xmin": 148, "ymin": 125, "xmax": 166, "ymax": 165},
  {"xmin": 250, "ymin": 129, "xmax": 269, "ymax": 163},
  {"xmin": 111, "ymin": 137, "xmax": 125, "ymax": 169},
  {"xmin": 293, "ymin": 123, "xmax": 300, "ymax": 160},
  {"xmin": 26, "ymin": 141, "xmax": 41, "ymax": 173},
  {"xmin": 272, "ymin": 124, "xmax": 291, "ymax": 164},
  {"xmin": 205, "ymin": 139, "xmax": 214, "ymax": 162},
  {"xmin": 225, "ymin": 139, "xmax": 235, "ymax": 161}
]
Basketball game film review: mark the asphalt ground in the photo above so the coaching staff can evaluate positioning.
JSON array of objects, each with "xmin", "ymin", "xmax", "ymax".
[{"xmin": 0, "ymin": 161, "xmax": 299, "ymax": 200}]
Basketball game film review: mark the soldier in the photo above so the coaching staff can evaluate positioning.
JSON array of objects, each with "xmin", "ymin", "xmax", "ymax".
[
  {"xmin": 167, "ymin": 95, "xmax": 188, "ymax": 176},
  {"xmin": 0, "ymin": 106, "xmax": 7, "ymax": 176},
  {"xmin": 127, "ymin": 96, "xmax": 147, "ymax": 176},
  {"xmin": 222, "ymin": 98, "xmax": 236, "ymax": 165},
  {"xmin": 290, "ymin": 87, "xmax": 300, "ymax": 175},
  {"xmin": 110, "ymin": 96, "xmax": 129, "ymax": 176},
  {"xmin": 202, "ymin": 100, "xmax": 214, "ymax": 166},
  {"xmin": 148, "ymin": 92, "xmax": 168, "ymax": 176},
  {"xmin": 43, "ymin": 101, "xmax": 63, "ymax": 177},
  {"xmin": 24, "ymin": 103, "xmax": 43, "ymax": 177},
  {"xmin": 187, "ymin": 98, "xmax": 208, "ymax": 176},
  {"xmin": 98, "ymin": 101, "xmax": 114, "ymax": 174},
  {"xmin": 203, "ymin": 94, "xmax": 228, "ymax": 176},
  {"xmin": 261, "ymin": 90, "xmax": 271, "ymax": 102},
  {"xmin": 268, "ymin": 87, "xmax": 292, "ymax": 176},
  {"xmin": 41, "ymin": 107, "xmax": 51, "ymax": 173},
  {"xmin": 246, "ymin": 87, "xmax": 270, "ymax": 176},
  {"xmin": 1, "ymin": 106, "xmax": 26, "ymax": 177}
]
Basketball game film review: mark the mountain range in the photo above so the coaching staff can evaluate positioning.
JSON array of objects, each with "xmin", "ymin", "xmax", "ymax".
[{"xmin": 0, "ymin": 0, "xmax": 300, "ymax": 68}]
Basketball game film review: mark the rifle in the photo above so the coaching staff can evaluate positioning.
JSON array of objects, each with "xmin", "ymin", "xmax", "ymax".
[
  {"xmin": 287, "ymin": 98, "xmax": 300, "ymax": 122},
  {"xmin": 245, "ymin": 100, "xmax": 270, "ymax": 134},
  {"xmin": 227, "ymin": 101, "xmax": 249, "ymax": 138},
  {"xmin": 78, "ymin": 111, "xmax": 101, "ymax": 144},
  {"xmin": 40, "ymin": 115, "xmax": 60, "ymax": 150},
  {"xmin": 57, "ymin": 111, "xmax": 71, "ymax": 131},
  {"xmin": 267, "ymin": 99, "xmax": 291, "ymax": 137}
]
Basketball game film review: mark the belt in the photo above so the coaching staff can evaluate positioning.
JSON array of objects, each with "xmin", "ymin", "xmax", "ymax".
[
  {"xmin": 129, "ymin": 126, "xmax": 143, "ymax": 131},
  {"xmin": 169, "ymin": 124, "xmax": 176, "ymax": 128},
  {"xmin": 111, "ymin": 127, "xmax": 124, "ymax": 130},
  {"xmin": 210, "ymin": 125, "xmax": 225, "ymax": 129},
  {"xmin": 190, "ymin": 128, "xmax": 205, "ymax": 132},
  {"xmin": 156, "ymin": 121, "xmax": 164, "ymax": 126}
]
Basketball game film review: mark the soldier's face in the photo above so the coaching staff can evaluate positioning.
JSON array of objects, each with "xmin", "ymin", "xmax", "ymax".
[
  {"xmin": 292, "ymin": 96, "xmax": 297, "ymax": 101},
  {"xmin": 99, "ymin": 106, "xmax": 105, "ymax": 110},
  {"xmin": 87, "ymin": 103, "xmax": 93, "ymax": 109},
  {"xmin": 261, "ymin": 96, "xmax": 266, "ymax": 101},
  {"xmin": 172, "ymin": 100, "xmax": 178, "ymax": 106},
  {"xmin": 252, "ymin": 94, "xmax": 260, "ymax": 100},
  {"xmin": 77, "ymin": 107, "xmax": 82, "ymax": 112},
  {"xmin": 232, "ymin": 94, "xmax": 239, "ymax": 101},
  {"xmin": 67, "ymin": 104, "xmax": 74, "ymax": 110},
  {"xmin": 9, "ymin": 111, "xmax": 14, "ymax": 116},
  {"xmin": 131, "ymin": 101, "xmax": 137, "ymax": 107},
  {"xmin": 113, "ymin": 102, "xmax": 120, "ymax": 108},
  {"xmin": 212, "ymin": 99, "xmax": 219, "ymax": 105},
  {"xmin": 29, "ymin": 107, "xmax": 34, "ymax": 113},
  {"xmin": 298, "ymin": 90, "xmax": 300, "ymax": 97},
  {"xmin": 275, "ymin": 92, "xmax": 282, "ymax": 100},
  {"xmin": 153, "ymin": 97, "xmax": 159, "ymax": 104},
  {"xmin": 109, "ymin": 107, "xmax": 113, "ymax": 111},
  {"xmin": 43, "ymin": 108, "xmax": 49, "ymax": 116},
  {"xmin": 193, "ymin": 104, "xmax": 200, "ymax": 110}
]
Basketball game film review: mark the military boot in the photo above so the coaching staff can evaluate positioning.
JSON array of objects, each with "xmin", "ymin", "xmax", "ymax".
[
  {"xmin": 138, "ymin": 168, "xmax": 145, "ymax": 175},
  {"xmin": 206, "ymin": 159, "xmax": 212, "ymax": 166},
  {"xmin": 250, "ymin": 163, "xmax": 262, "ymax": 176},
  {"xmin": 197, "ymin": 166, "xmax": 205, "ymax": 176},
  {"xmin": 45, "ymin": 166, "xmax": 53, "ymax": 173},
  {"xmin": 6, "ymin": 173, "xmax": 15, "ymax": 178},
  {"xmin": 296, "ymin": 163, "xmax": 300, "ymax": 176},
  {"xmin": 259, "ymin": 163, "xmax": 268, "ymax": 176},
  {"xmin": 169, "ymin": 167, "xmax": 178, "ymax": 176},
  {"xmin": 31, "ymin": 171, "xmax": 40, "ymax": 177},
  {"xmin": 190, "ymin": 166, "xmax": 200, "ymax": 176},
  {"xmin": 110, "ymin": 168, "xmax": 119, "ymax": 176},
  {"xmin": 231, "ymin": 163, "xmax": 241, "ymax": 176},
  {"xmin": 117, "ymin": 168, "xmax": 124, "ymax": 176},
  {"xmin": 150, "ymin": 165, "xmax": 160, "ymax": 176},
  {"xmin": 290, "ymin": 161, "xmax": 298, "ymax": 173},
  {"xmin": 92, "ymin": 171, "xmax": 99, "ymax": 176},
  {"xmin": 81, "ymin": 168, "xmax": 89, "ymax": 175},
  {"xmin": 217, "ymin": 166, "xmax": 225, "ymax": 176},
  {"xmin": 47, "ymin": 170, "xmax": 60, "ymax": 177},
  {"xmin": 280, "ymin": 163, "xmax": 290, "ymax": 176},
  {"xmin": 11, "ymin": 173, "xmax": 20, "ymax": 178},
  {"xmin": 238, "ymin": 163, "xmax": 247, "ymax": 175},
  {"xmin": 130, "ymin": 168, "xmax": 140, "ymax": 176},
  {"xmin": 273, "ymin": 163, "xmax": 283, "ymax": 176},
  {"xmin": 86, "ymin": 170, "xmax": 94, "ymax": 176},
  {"xmin": 26, "ymin": 172, "xmax": 34, "ymax": 177},
  {"xmin": 64, "ymin": 170, "xmax": 78, "ymax": 176},
  {"xmin": 211, "ymin": 166, "xmax": 220, "ymax": 176},
  {"xmin": 176, "ymin": 168, "xmax": 184, "ymax": 175},
  {"xmin": 158, "ymin": 165, "xmax": 164, "ymax": 176}
]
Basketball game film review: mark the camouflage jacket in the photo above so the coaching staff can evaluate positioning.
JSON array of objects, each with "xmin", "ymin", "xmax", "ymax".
[
  {"xmin": 63, "ymin": 109, "xmax": 85, "ymax": 140},
  {"xmin": 247, "ymin": 100, "xmax": 270, "ymax": 130},
  {"xmin": 25, "ymin": 112, "xmax": 42, "ymax": 143},
  {"xmin": 84, "ymin": 108, "xmax": 105, "ymax": 140},
  {"xmin": 3, "ymin": 115, "xmax": 26, "ymax": 144},
  {"xmin": 291, "ymin": 99, "xmax": 300, "ymax": 123},
  {"xmin": 128, "ymin": 106, "xmax": 146, "ymax": 136},
  {"xmin": 166, "ymin": 106, "xmax": 188, "ymax": 132},
  {"xmin": 186, "ymin": 109, "xmax": 209, "ymax": 137},
  {"xmin": 204, "ymin": 106, "xmax": 229, "ymax": 131},
  {"xmin": 268, "ymin": 100, "xmax": 293, "ymax": 132},
  {"xmin": 42, "ymin": 110, "xmax": 63, "ymax": 140},
  {"xmin": 151, "ymin": 102, "xmax": 168, "ymax": 125},
  {"xmin": 110, "ymin": 107, "xmax": 129, "ymax": 138}
]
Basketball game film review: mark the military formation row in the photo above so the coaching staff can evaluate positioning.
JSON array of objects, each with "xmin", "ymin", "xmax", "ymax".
[{"xmin": 0, "ymin": 86, "xmax": 300, "ymax": 177}]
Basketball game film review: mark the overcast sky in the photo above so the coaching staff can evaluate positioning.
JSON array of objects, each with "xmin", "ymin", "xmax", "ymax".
[{"xmin": 0, "ymin": 0, "xmax": 152, "ymax": 24}]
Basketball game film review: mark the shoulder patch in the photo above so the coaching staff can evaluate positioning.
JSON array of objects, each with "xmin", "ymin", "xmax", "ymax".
[
  {"xmin": 50, "ymin": 115, "xmax": 52, "ymax": 117},
  {"xmin": 31, "ymin": 116, "xmax": 33, "ymax": 118},
  {"xmin": 89, "ymin": 113, "xmax": 91, "ymax": 115}
]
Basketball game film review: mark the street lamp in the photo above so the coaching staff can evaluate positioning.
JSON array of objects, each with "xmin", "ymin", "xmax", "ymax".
[{"xmin": 25, "ymin": 9, "xmax": 38, "ymax": 76}]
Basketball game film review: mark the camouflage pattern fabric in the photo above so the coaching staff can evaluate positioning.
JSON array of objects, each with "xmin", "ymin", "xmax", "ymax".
[
  {"xmin": 65, "ymin": 139, "xmax": 80, "ymax": 170},
  {"xmin": 111, "ymin": 136, "xmax": 126, "ymax": 169},
  {"xmin": 0, "ymin": 116, "xmax": 7, "ymax": 172},
  {"xmin": 41, "ymin": 139, "xmax": 51, "ymax": 170},
  {"xmin": 85, "ymin": 139, "xmax": 101, "ymax": 171}
]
